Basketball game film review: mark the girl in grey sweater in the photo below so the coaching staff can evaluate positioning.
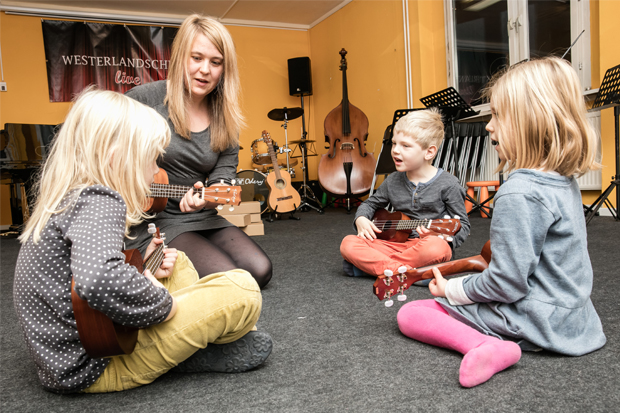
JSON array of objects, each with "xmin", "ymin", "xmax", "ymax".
[{"xmin": 397, "ymin": 57, "xmax": 606, "ymax": 388}]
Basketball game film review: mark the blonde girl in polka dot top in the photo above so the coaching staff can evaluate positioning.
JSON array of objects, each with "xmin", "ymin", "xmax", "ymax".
[{"xmin": 14, "ymin": 88, "xmax": 268, "ymax": 393}]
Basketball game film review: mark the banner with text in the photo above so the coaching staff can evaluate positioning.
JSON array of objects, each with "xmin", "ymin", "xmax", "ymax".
[{"xmin": 42, "ymin": 20, "xmax": 178, "ymax": 102}]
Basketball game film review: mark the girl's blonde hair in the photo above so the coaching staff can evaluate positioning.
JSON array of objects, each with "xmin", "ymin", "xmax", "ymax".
[
  {"xmin": 393, "ymin": 108, "xmax": 444, "ymax": 151},
  {"xmin": 20, "ymin": 88, "xmax": 170, "ymax": 244},
  {"xmin": 484, "ymin": 57, "xmax": 599, "ymax": 176},
  {"xmin": 166, "ymin": 14, "xmax": 244, "ymax": 152}
]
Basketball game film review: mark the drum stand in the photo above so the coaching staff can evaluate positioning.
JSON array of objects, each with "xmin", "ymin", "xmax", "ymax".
[{"xmin": 296, "ymin": 95, "xmax": 323, "ymax": 214}]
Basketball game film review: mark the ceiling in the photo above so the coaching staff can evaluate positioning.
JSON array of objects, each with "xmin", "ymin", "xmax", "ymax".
[{"xmin": 0, "ymin": 0, "xmax": 353, "ymax": 29}]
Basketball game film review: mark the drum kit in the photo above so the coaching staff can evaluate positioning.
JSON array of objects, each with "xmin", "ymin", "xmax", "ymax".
[{"xmin": 237, "ymin": 106, "xmax": 323, "ymax": 215}]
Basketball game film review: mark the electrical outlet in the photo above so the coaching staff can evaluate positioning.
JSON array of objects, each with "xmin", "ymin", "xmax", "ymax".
[{"xmin": 0, "ymin": 82, "xmax": 6, "ymax": 92}]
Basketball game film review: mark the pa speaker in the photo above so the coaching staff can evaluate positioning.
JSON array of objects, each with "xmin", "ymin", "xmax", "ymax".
[{"xmin": 288, "ymin": 57, "xmax": 313, "ymax": 96}]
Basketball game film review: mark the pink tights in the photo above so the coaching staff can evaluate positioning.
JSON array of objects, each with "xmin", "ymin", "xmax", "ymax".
[{"xmin": 397, "ymin": 299, "xmax": 521, "ymax": 387}]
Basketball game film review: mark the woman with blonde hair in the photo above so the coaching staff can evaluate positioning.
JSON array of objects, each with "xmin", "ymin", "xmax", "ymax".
[
  {"xmin": 397, "ymin": 57, "xmax": 605, "ymax": 387},
  {"xmin": 125, "ymin": 14, "xmax": 272, "ymax": 288},
  {"xmin": 14, "ymin": 88, "xmax": 270, "ymax": 394}
]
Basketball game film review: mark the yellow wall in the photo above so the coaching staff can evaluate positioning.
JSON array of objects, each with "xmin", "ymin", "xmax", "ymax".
[
  {"xmin": 307, "ymin": 0, "xmax": 446, "ymax": 183},
  {"xmin": 588, "ymin": 0, "xmax": 620, "ymax": 208}
]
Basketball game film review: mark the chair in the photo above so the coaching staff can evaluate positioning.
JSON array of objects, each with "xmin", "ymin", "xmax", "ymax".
[{"xmin": 465, "ymin": 180, "xmax": 500, "ymax": 218}]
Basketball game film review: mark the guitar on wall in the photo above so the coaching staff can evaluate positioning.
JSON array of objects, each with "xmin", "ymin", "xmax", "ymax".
[
  {"xmin": 72, "ymin": 224, "xmax": 166, "ymax": 358},
  {"xmin": 262, "ymin": 130, "xmax": 301, "ymax": 213},
  {"xmin": 371, "ymin": 209, "xmax": 462, "ymax": 242},
  {"xmin": 146, "ymin": 169, "xmax": 242, "ymax": 213},
  {"xmin": 373, "ymin": 240, "xmax": 492, "ymax": 307}
]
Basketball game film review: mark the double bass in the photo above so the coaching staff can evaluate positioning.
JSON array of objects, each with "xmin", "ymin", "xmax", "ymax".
[{"xmin": 318, "ymin": 49, "xmax": 376, "ymax": 205}]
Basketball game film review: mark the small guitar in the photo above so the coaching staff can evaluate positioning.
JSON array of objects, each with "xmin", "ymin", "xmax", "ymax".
[
  {"xmin": 262, "ymin": 130, "xmax": 301, "ymax": 213},
  {"xmin": 146, "ymin": 169, "xmax": 242, "ymax": 213},
  {"xmin": 373, "ymin": 240, "xmax": 492, "ymax": 306},
  {"xmin": 372, "ymin": 209, "xmax": 462, "ymax": 243},
  {"xmin": 72, "ymin": 224, "xmax": 167, "ymax": 358}
]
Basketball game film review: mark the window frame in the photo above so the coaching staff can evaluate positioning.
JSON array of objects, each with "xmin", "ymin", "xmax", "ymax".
[{"xmin": 444, "ymin": 0, "xmax": 591, "ymax": 116}]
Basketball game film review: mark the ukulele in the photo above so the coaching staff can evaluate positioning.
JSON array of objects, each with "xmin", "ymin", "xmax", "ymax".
[
  {"xmin": 71, "ymin": 224, "xmax": 167, "ymax": 358},
  {"xmin": 373, "ymin": 240, "xmax": 492, "ymax": 306},
  {"xmin": 372, "ymin": 209, "xmax": 462, "ymax": 242},
  {"xmin": 262, "ymin": 130, "xmax": 301, "ymax": 213},
  {"xmin": 146, "ymin": 168, "xmax": 242, "ymax": 213}
]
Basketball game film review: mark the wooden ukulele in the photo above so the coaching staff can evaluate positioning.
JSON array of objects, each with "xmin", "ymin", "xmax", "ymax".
[
  {"xmin": 146, "ymin": 169, "xmax": 242, "ymax": 213},
  {"xmin": 372, "ymin": 209, "xmax": 462, "ymax": 242},
  {"xmin": 373, "ymin": 240, "xmax": 492, "ymax": 306},
  {"xmin": 71, "ymin": 224, "xmax": 167, "ymax": 358},
  {"xmin": 262, "ymin": 130, "xmax": 301, "ymax": 213}
]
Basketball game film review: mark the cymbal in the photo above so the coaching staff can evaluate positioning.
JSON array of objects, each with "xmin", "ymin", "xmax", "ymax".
[
  {"xmin": 288, "ymin": 139, "xmax": 316, "ymax": 145},
  {"xmin": 268, "ymin": 107, "xmax": 304, "ymax": 121}
]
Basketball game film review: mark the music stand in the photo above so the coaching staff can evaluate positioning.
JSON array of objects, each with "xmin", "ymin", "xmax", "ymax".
[
  {"xmin": 584, "ymin": 63, "xmax": 620, "ymax": 224},
  {"xmin": 420, "ymin": 87, "xmax": 479, "ymax": 178},
  {"xmin": 295, "ymin": 95, "xmax": 323, "ymax": 214}
]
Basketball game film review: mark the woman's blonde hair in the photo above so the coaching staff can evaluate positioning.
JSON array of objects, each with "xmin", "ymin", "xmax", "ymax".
[
  {"xmin": 484, "ymin": 57, "xmax": 599, "ymax": 176},
  {"xmin": 393, "ymin": 108, "xmax": 444, "ymax": 151},
  {"xmin": 166, "ymin": 14, "xmax": 244, "ymax": 152},
  {"xmin": 20, "ymin": 88, "xmax": 170, "ymax": 244}
]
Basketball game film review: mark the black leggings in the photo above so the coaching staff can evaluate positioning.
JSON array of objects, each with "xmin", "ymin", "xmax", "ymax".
[{"xmin": 168, "ymin": 226, "xmax": 272, "ymax": 289}]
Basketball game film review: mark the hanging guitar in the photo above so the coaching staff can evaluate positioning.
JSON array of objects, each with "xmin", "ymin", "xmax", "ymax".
[
  {"xmin": 71, "ymin": 224, "xmax": 167, "ymax": 358},
  {"xmin": 147, "ymin": 169, "xmax": 242, "ymax": 213},
  {"xmin": 262, "ymin": 130, "xmax": 301, "ymax": 214},
  {"xmin": 371, "ymin": 210, "xmax": 462, "ymax": 242},
  {"xmin": 374, "ymin": 240, "xmax": 492, "ymax": 307}
]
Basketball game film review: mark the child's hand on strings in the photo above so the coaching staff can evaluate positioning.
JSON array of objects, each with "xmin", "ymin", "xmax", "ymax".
[
  {"xmin": 416, "ymin": 225, "xmax": 432, "ymax": 238},
  {"xmin": 356, "ymin": 216, "xmax": 380, "ymax": 240},
  {"xmin": 429, "ymin": 267, "xmax": 447, "ymax": 298},
  {"xmin": 144, "ymin": 237, "xmax": 178, "ymax": 279}
]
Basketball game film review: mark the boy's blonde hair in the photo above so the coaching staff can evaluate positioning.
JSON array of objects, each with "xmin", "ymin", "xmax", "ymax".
[
  {"xmin": 393, "ymin": 108, "xmax": 444, "ymax": 151},
  {"xmin": 484, "ymin": 57, "xmax": 599, "ymax": 176},
  {"xmin": 166, "ymin": 14, "xmax": 244, "ymax": 152},
  {"xmin": 20, "ymin": 88, "xmax": 171, "ymax": 244}
]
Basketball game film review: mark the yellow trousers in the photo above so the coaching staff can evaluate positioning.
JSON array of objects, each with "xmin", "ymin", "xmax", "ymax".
[{"xmin": 85, "ymin": 252, "xmax": 262, "ymax": 393}]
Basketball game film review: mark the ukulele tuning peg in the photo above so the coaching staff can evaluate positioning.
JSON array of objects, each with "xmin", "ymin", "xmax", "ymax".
[
  {"xmin": 385, "ymin": 299, "xmax": 394, "ymax": 308},
  {"xmin": 214, "ymin": 188, "xmax": 220, "ymax": 193},
  {"xmin": 446, "ymin": 236, "xmax": 453, "ymax": 242},
  {"xmin": 231, "ymin": 179, "xmax": 236, "ymax": 185},
  {"xmin": 454, "ymin": 215, "xmax": 460, "ymax": 219},
  {"xmin": 226, "ymin": 187, "xmax": 231, "ymax": 192},
  {"xmin": 438, "ymin": 234, "xmax": 445, "ymax": 240},
  {"xmin": 443, "ymin": 215, "xmax": 450, "ymax": 219},
  {"xmin": 397, "ymin": 294, "xmax": 407, "ymax": 302},
  {"xmin": 384, "ymin": 269, "xmax": 394, "ymax": 277},
  {"xmin": 228, "ymin": 206, "xmax": 234, "ymax": 212},
  {"xmin": 220, "ymin": 179, "xmax": 225, "ymax": 185},
  {"xmin": 217, "ymin": 205, "xmax": 223, "ymax": 210},
  {"xmin": 148, "ymin": 223, "xmax": 156, "ymax": 234}
]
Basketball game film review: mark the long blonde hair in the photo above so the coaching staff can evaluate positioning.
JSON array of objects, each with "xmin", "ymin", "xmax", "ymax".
[
  {"xmin": 20, "ymin": 88, "xmax": 171, "ymax": 244},
  {"xmin": 485, "ymin": 57, "xmax": 599, "ymax": 177},
  {"xmin": 166, "ymin": 14, "xmax": 244, "ymax": 152}
]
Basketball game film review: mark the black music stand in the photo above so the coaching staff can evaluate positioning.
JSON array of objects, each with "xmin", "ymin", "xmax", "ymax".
[
  {"xmin": 584, "ymin": 63, "xmax": 620, "ymax": 224},
  {"xmin": 420, "ymin": 87, "xmax": 479, "ymax": 177}
]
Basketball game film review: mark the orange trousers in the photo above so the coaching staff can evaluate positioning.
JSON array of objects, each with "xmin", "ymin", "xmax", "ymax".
[{"xmin": 340, "ymin": 235, "xmax": 452, "ymax": 276}]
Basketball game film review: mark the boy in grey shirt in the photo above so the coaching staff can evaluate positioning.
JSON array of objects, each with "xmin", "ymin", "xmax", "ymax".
[{"xmin": 340, "ymin": 109, "xmax": 469, "ymax": 278}]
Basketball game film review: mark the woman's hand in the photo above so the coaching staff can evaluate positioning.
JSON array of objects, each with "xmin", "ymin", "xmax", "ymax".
[
  {"xmin": 179, "ymin": 181, "xmax": 207, "ymax": 212},
  {"xmin": 356, "ymin": 216, "xmax": 380, "ymax": 240},
  {"xmin": 144, "ymin": 237, "xmax": 178, "ymax": 279},
  {"xmin": 428, "ymin": 267, "xmax": 447, "ymax": 297}
]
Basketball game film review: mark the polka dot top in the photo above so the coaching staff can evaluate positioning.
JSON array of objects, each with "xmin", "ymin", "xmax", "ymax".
[{"xmin": 13, "ymin": 185, "xmax": 173, "ymax": 393}]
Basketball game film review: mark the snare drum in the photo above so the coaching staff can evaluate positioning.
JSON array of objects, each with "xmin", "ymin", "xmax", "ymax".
[
  {"xmin": 235, "ymin": 170, "xmax": 270, "ymax": 213},
  {"xmin": 250, "ymin": 137, "xmax": 277, "ymax": 165}
]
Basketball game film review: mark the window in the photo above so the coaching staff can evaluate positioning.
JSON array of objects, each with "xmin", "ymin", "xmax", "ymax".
[{"xmin": 444, "ymin": 0, "xmax": 591, "ymax": 107}]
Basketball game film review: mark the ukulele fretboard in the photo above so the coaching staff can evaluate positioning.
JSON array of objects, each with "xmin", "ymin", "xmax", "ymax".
[{"xmin": 149, "ymin": 184, "xmax": 199, "ymax": 199}]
